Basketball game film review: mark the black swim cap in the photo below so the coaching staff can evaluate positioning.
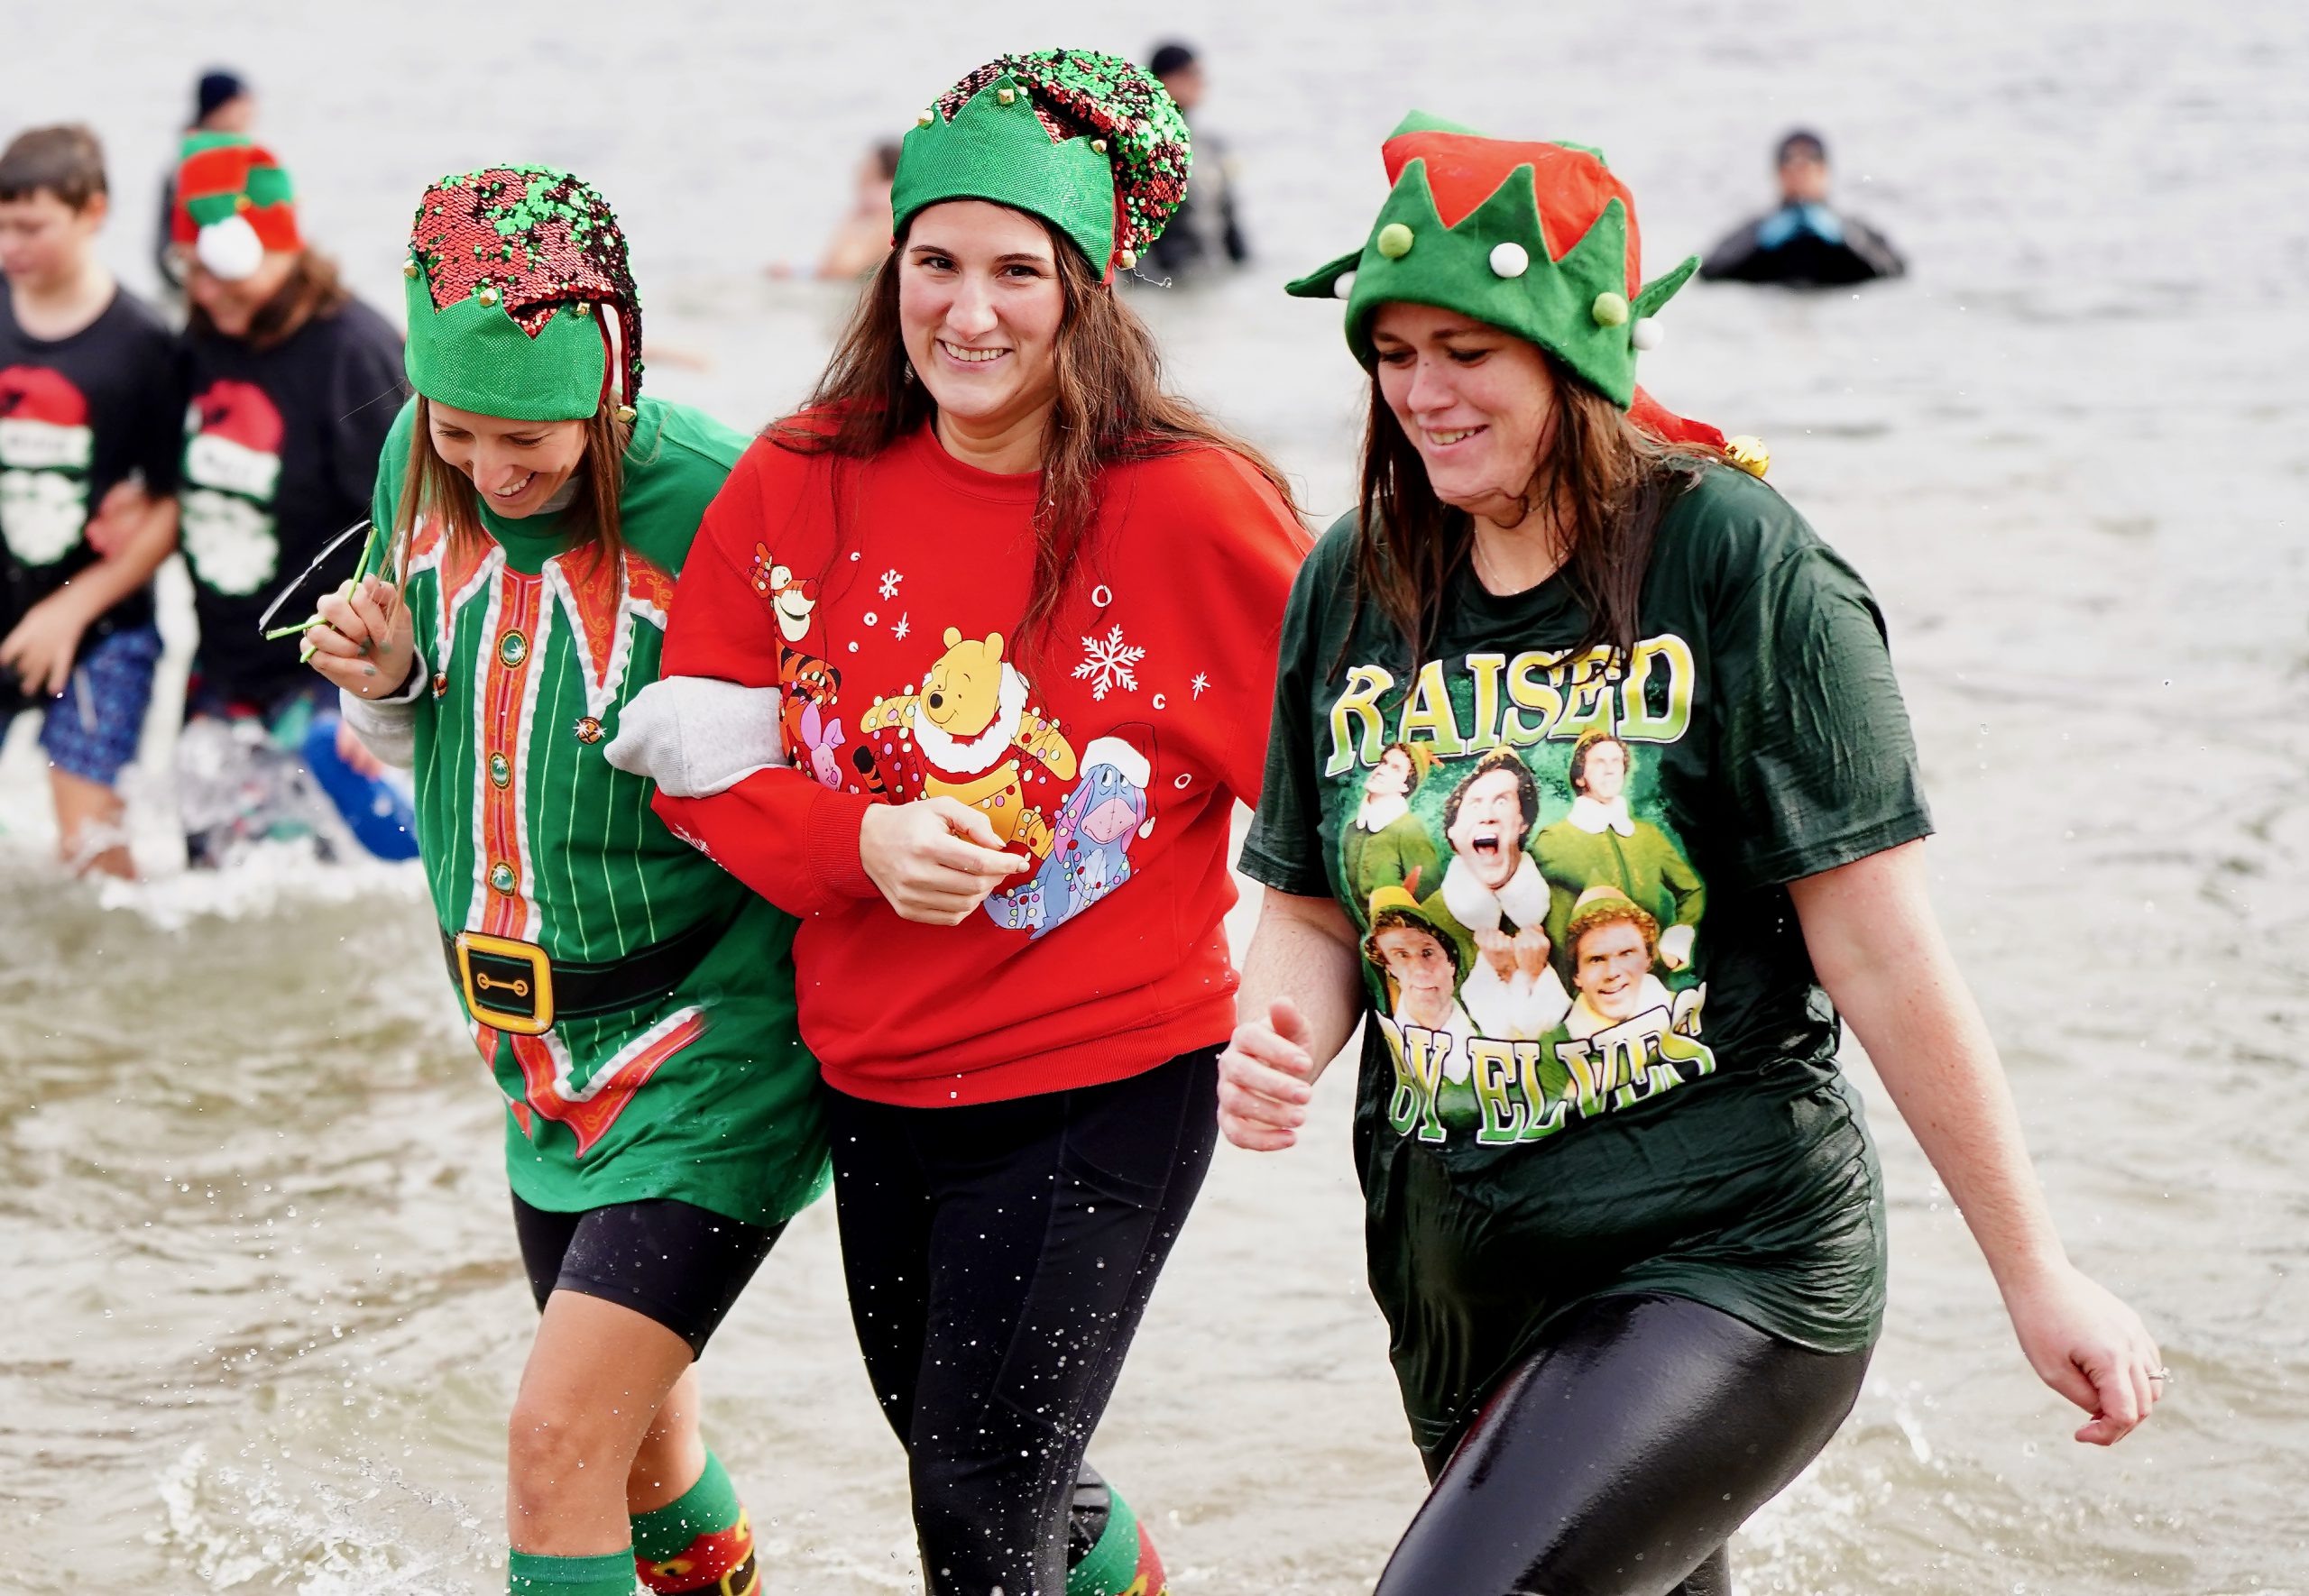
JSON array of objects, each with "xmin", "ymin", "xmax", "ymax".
[
  {"xmin": 1148, "ymin": 41, "xmax": 1197, "ymax": 79},
  {"xmin": 1777, "ymin": 128, "xmax": 1827, "ymax": 165}
]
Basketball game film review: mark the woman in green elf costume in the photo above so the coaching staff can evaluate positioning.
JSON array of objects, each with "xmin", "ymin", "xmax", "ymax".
[
  {"xmin": 1221, "ymin": 115, "xmax": 2165, "ymax": 1595},
  {"xmin": 301, "ymin": 167, "xmax": 825, "ymax": 1596}
]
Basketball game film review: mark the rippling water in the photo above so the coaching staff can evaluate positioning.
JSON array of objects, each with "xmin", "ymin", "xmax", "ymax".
[{"xmin": 4, "ymin": 0, "xmax": 2304, "ymax": 1589}]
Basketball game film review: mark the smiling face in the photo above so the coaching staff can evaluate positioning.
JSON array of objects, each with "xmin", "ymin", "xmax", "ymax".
[
  {"xmin": 1573, "ymin": 918, "xmax": 1653, "ymax": 1021},
  {"xmin": 1371, "ymin": 301, "xmax": 1558, "ymax": 518},
  {"xmin": 183, "ymin": 248, "xmax": 298, "ymax": 338},
  {"xmin": 424, "ymin": 399, "xmax": 588, "ymax": 518},
  {"xmin": 897, "ymin": 200, "xmax": 1066, "ymax": 441},
  {"xmin": 1443, "ymin": 764, "xmax": 1531, "ymax": 891},
  {"xmin": 1577, "ymin": 738, "xmax": 1628, "ymax": 803}
]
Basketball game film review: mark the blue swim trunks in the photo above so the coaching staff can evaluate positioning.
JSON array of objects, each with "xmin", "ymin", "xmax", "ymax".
[{"xmin": 4, "ymin": 623, "xmax": 163, "ymax": 789}]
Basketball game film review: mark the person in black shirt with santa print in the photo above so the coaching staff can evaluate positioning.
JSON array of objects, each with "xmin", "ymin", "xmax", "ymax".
[
  {"xmin": 0, "ymin": 124, "xmax": 181, "ymax": 877},
  {"xmin": 167, "ymin": 135, "xmax": 404, "ymax": 865}
]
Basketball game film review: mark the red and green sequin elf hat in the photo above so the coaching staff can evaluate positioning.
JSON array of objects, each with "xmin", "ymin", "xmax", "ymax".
[
  {"xmin": 401, "ymin": 166, "xmax": 641, "ymax": 423},
  {"xmin": 892, "ymin": 48, "xmax": 1191, "ymax": 280}
]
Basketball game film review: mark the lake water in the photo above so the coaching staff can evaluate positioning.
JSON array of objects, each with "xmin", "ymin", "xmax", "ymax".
[{"xmin": 2, "ymin": 0, "xmax": 2304, "ymax": 1590}]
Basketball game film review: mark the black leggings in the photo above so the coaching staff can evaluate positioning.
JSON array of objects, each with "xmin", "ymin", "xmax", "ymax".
[
  {"xmin": 1375, "ymin": 1294, "xmax": 1871, "ymax": 1596},
  {"xmin": 826, "ymin": 1047, "xmax": 1219, "ymax": 1596}
]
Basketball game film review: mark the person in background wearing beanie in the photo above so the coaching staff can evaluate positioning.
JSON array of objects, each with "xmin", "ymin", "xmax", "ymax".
[
  {"xmin": 612, "ymin": 48, "xmax": 1307, "ymax": 1596},
  {"xmin": 168, "ymin": 135, "xmax": 407, "ymax": 865},
  {"xmin": 0, "ymin": 125, "xmax": 181, "ymax": 876},
  {"xmin": 303, "ymin": 166, "xmax": 826, "ymax": 1596},
  {"xmin": 1698, "ymin": 128, "xmax": 1905, "ymax": 287},
  {"xmin": 1222, "ymin": 113, "xmax": 2159, "ymax": 1595},
  {"xmin": 1141, "ymin": 41, "xmax": 1246, "ymax": 281},
  {"xmin": 155, "ymin": 69, "xmax": 258, "ymax": 298}
]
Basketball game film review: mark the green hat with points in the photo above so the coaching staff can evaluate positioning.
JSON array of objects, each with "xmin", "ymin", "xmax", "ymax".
[
  {"xmin": 1287, "ymin": 113, "xmax": 1699, "ymax": 408},
  {"xmin": 401, "ymin": 166, "xmax": 641, "ymax": 423},
  {"xmin": 892, "ymin": 49, "xmax": 1191, "ymax": 279}
]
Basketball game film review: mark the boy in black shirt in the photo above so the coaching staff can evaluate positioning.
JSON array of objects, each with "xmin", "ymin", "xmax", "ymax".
[{"xmin": 0, "ymin": 125, "xmax": 181, "ymax": 876}]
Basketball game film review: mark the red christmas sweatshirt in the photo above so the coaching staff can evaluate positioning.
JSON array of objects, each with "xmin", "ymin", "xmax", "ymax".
[{"xmin": 655, "ymin": 423, "xmax": 1309, "ymax": 1106}]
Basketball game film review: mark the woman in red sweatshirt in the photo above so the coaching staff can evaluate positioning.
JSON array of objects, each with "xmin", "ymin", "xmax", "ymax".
[{"xmin": 609, "ymin": 49, "xmax": 1306, "ymax": 1596}]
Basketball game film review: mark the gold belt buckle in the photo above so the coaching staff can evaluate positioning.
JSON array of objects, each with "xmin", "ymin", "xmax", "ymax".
[{"xmin": 455, "ymin": 931, "xmax": 556, "ymax": 1034}]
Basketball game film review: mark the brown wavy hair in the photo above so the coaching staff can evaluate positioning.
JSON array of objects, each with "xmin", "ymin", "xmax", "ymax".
[
  {"xmin": 1346, "ymin": 351, "xmax": 1709, "ymax": 675},
  {"xmin": 766, "ymin": 210, "xmax": 1299, "ymax": 663},
  {"xmin": 389, "ymin": 397, "xmax": 632, "ymax": 585}
]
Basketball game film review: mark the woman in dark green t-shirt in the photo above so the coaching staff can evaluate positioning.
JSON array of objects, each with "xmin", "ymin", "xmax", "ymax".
[{"xmin": 1225, "ymin": 115, "xmax": 2164, "ymax": 1596}]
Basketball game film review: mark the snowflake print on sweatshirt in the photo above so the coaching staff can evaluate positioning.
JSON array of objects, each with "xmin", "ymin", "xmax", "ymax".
[{"xmin": 1073, "ymin": 623, "xmax": 1144, "ymax": 700}]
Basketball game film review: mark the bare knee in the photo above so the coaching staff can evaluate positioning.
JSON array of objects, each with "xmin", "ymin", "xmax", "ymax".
[{"xmin": 507, "ymin": 1389, "xmax": 639, "ymax": 1509}]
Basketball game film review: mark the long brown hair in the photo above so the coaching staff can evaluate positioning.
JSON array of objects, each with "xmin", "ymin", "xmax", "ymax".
[
  {"xmin": 186, "ymin": 249, "xmax": 352, "ymax": 352},
  {"xmin": 1348, "ymin": 354, "xmax": 1709, "ymax": 676},
  {"xmin": 389, "ymin": 396, "xmax": 632, "ymax": 586},
  {"xmin": 767, "ymin": 212, "xmax": 1299, "ymax": 661}
]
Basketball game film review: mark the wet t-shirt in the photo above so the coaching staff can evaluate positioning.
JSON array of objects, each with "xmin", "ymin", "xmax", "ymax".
[
  {"xmin": 179, "ymin": 297, "xmax": 404, "ymax": 709},
  {"xmin": 0, "ymin": 287, "xmax": 180, "ymax": 643},
  {"xmin": 1241, "ymin": 463, "xmax": 1931, "ymax": 1463}
]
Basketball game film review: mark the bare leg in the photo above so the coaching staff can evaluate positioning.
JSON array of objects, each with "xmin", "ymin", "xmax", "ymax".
[
  {"xmin": 628, "ymin": 1365, "xmax": 710, "ymax": 1514},
  {"xmin": 508, "ymin": 1290, "xmax": 695, "ymax": 1553},
  {"xmin": 51, "ymin": 768, "xmax": 133, "ymax": 878}
]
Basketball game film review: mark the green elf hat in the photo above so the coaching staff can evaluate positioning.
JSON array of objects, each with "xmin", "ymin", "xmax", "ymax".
[
  {"xmin": 401, "ymin": 166, "xmax": 641, "ymax": 424},
  {"xmin": 170, "ymin": 136, "xmax": 301, "ymax": 282},
  {"xmin": 892, "ymin": 48, "xmax": 1191, "ymax": 280},
  {"xmin": 1287, "ymin": 112, "xmax": 1700, "ymax": 409}
]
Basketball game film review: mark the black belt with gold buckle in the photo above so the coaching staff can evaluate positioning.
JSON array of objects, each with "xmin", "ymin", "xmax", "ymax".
[{"xmin": 440, "ymin": 909, "xmax": 731, "ymax": 1036}]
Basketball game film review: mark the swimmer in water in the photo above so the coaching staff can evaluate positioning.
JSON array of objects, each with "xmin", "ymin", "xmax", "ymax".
[
  {"xmin": 1225, "ymin": 111, "xmax": 2161, "ymax": 1596},
  {"xmin": 1699, "ymin": 127, "xmax": 1907, "ymax": 287}
]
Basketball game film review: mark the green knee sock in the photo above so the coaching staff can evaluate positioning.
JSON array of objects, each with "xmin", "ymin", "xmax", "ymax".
[
  {"xmin": 507, "ymin": 1547, "xmax": 636, "ymax": 1596},
  {"xmin": 632, "ymin": 1450, "xmax": 757, "ymax": 1595}
]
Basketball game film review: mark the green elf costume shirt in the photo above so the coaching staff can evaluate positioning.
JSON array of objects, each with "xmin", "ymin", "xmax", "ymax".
[
  {"xmin": 1241, "ymin": 466, "xmax": 1931, "ymax": 1467},
  {"xmin": 367, "ymin": 166, "xmax": 825, "ymax": 1229}
]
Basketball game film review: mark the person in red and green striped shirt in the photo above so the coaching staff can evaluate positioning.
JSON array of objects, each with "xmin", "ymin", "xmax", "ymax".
[{"xmin": 304, "ymin": 165, "xmax": 823, "ymax": 1596}]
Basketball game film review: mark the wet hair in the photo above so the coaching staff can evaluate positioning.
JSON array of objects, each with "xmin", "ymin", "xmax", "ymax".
[
  {"xmin": 1147, "ymin": 42, "xmax": 1197, "ymax": 79},
  {"xmin": 1441, "ymin": 748, "xmax": 1539, "ymax": 838},
  {"xmin": 1568, "ymin": 729, "xmax": 1632, "ymax": 796},
  {"xmin": 393, "ymin": 396, "xmax": 632, "ymax": 591},
  {"xmin": 1568, "ymin": 897, "xmax": 1660, "ymax": 966},
  {"xmin": 185, "ymin": 248, "xmax": 350, "ymax": 353},
  {"xmin": 767, "ymin": 206, "xmax": 1298, "ymax": 667},
  {"xmin": 1344, "ymin": 345, "xmax": 1711, "ymax": 678},
  {"xmin": 0, "ymin": 124, "xmax": 106, "ymax": 211},
  {"xmin": 1365, "ymin": 907, "xmax": 1461, "ymax": 977},
  {"xmin": 1777, "ymin": 129, "xmax": 1827, "ymax": 166}
]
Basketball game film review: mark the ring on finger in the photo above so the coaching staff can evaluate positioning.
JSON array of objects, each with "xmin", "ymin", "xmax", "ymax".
[{"xmin": 2148, "ymin": 1366, "xmax": 2172, "ymax": 1382}]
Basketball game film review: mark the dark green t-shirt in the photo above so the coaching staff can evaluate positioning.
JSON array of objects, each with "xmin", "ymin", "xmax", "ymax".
[{"xmin": 1240, "ymin": 463, "xmax": 1930, "ymax": 1464}]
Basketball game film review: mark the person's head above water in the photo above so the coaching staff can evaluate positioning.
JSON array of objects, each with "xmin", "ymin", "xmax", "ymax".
[
  {"xmin": 1775, "ymin": 128, "xmax": 1830, "ymax": 205},
  {"xmin": 1146, "ymin": 41, "xmax": 1204, "ymax": 113},
  {"xmin": 194, "ymin": 69, "xmax": 255, "ymax": 133},
  {"xmin": 394, "ymin": 165, "xmax": 643, "ymax": 545}
]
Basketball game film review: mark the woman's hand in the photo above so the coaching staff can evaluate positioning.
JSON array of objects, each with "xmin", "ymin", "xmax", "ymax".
[
  {"xmin": 2001, "ymin": 1258, "xmax": 2166, "ymax": 1445},
  {"xmin": 305, "ymin": 575, "xmax": 416, "ymax": 700},
  {"xmin": 859, "ymin": 797, "xmax": 1025, "ymax": 924},
  {"xmin": 1218, "ymin": 997, "xmax": 1318, "ymax": 1151}
]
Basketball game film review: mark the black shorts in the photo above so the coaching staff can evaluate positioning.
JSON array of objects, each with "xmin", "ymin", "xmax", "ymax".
[{"xmin": 511, "ymin": 1192, "xmax": 785, "ymax": 1357}]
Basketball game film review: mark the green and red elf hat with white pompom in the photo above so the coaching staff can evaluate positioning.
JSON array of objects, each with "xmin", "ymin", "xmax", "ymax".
[
  {"xmin": 400, "ymin": 165, "xmax": 642, "ymax": 424},
  {"xmin": 891, "ymin": 48, "xmax": 1191, "ymax": 281},
  {"xmin": 171, "ymin": 135, "xmax": 301, "ymax": 282},
  {"xmin": 1291, "ymin": 112, "xmax": 1753, "ymax": 464}
]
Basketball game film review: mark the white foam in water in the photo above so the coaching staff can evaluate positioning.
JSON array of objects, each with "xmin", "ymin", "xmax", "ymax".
[{"xmin": 159, "ymin": 1442, "xmax": 497, "ymax": 1594}]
